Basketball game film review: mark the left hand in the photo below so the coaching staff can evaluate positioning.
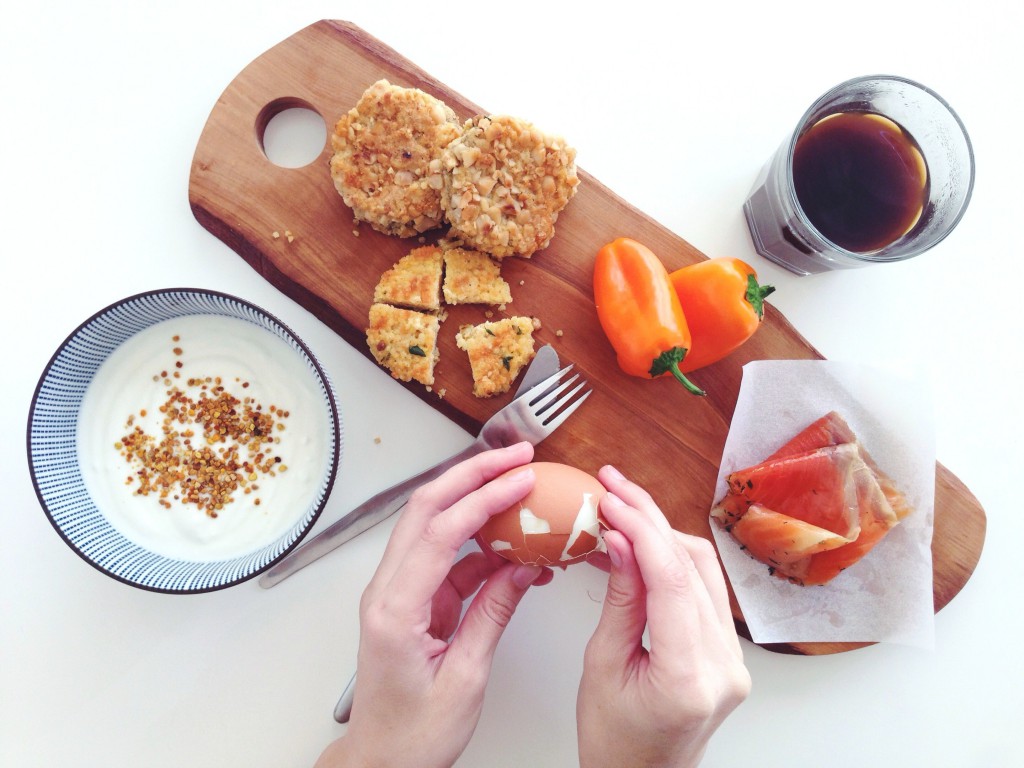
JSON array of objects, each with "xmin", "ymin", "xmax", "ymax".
[{"xmin": 316, "ymin": 442, "xmax": 551, "ymax": 768}]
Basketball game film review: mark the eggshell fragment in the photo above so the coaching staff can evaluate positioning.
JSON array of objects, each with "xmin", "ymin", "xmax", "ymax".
[{"xmin": 477, "ymin": 462, "xmax": 608, "ymax": 567}]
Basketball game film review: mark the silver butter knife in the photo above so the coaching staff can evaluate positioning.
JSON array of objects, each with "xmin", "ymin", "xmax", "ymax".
[{"xmin": 258, "ymin": 345, "xmax": 561, "ymax": 590}]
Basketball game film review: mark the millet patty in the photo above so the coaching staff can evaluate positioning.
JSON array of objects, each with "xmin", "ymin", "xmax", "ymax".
[
  {"xmin": 441, "ymin": 115, "xmax": 579, "ymax": 258},
  {"xmin": 330, "ymin": 80, "xmax": 461, "ymax": 237}
]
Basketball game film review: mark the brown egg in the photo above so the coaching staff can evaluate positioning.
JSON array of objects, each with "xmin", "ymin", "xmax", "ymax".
[{"xmin": 477, "ymin": 462, "xmax": 608, "ymax": 567}]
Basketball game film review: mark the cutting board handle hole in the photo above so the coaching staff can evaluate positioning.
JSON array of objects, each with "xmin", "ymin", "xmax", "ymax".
[{"xmin": 258, "ymin": 98, "xmax": 327, "ymax": 169}]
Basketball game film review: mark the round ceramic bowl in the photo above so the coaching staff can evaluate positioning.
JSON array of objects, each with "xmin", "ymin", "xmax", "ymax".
[{"xmin": 27, "ymin": 288, "xmax": 341, "ymax": 593}]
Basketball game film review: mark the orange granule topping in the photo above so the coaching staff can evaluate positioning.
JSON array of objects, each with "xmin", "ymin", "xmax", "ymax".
[{"xmin": 114, "ymin": 338, "xmax": 290, "ymax": 518}]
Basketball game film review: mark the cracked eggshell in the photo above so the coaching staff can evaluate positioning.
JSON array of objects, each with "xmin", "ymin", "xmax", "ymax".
[{"xmin": 476, "ymin": 462, "xmax": 608, "ymax": 568}]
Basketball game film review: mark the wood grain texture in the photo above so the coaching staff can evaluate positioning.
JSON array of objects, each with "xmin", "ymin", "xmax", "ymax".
[{"xmin": 188, "ymin": 20, "xmax": 985, "ymax": 654}]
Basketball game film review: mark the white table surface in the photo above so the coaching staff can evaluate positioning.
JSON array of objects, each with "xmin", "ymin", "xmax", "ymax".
[{"xmin": 3, "ymin": 2, "xmax": 1021, "ymax": 766}]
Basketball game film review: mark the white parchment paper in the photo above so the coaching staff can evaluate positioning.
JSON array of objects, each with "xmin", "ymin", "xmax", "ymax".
[{"xmin": 710, "ymin": 360, "xmax": 935, "ymax": 648}]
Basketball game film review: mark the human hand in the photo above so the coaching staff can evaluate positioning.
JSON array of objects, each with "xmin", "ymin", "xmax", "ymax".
[
  {"xmin": 315, "ymin": 442, "xmax": 552, "ymax": 768},
  {"xmin": 577, "ymin": 466, "xmax": 751, "ymax": 768}
]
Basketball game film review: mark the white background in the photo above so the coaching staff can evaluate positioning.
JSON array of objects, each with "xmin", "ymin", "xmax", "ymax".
[{"xmin": 2, "ymin": 1, "xmax": 1021, "ymax": 766}]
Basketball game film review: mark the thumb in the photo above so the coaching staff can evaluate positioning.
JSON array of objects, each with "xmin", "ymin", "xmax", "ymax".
[
  {"xmin": 589, "ymin": 530, "xmax": 647, "ymax": 664},
  {"xmin": 447, "ymin": 563, "xmax": 541, "ymax": 668}
]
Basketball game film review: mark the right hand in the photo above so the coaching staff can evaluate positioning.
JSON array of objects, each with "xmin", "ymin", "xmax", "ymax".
[{"xmin": 577, "ymin": 465, "xmax": 751, "ymax": 768}]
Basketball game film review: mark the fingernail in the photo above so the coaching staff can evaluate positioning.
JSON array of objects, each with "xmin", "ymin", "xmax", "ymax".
[
  {"xmin": 603, "ymin": 491, "xmax": 626, "ymax": 508},
  {"xmin": 607, "ymin": 543, "xmax": 623, "ymax": 570},
  {"xmin": 512, "ymin": 565, "xmax": 542, "ymax": 588},
  {"xmin": 506, "ymin": 466, "xmax": 534, "ymax": 483},
  {"xmin": 604, "ymin": 465, "xmax": 625, "ymax": 481}
]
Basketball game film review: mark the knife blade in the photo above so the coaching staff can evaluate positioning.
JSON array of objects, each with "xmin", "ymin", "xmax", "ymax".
[{"xmin": 514, "ymin": 344, "xmax": 559, "ymax": 398}]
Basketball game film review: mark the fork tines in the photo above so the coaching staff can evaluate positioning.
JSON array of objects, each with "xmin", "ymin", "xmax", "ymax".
[{"xmin": 528, "ymin": 365, "xmax": 591, "ymax": 428}]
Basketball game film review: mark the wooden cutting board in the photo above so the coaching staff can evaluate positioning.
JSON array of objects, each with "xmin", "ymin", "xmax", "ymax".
[{"xmin": 189, "ymin": 20, "xmax": 985, "ymax": 654}]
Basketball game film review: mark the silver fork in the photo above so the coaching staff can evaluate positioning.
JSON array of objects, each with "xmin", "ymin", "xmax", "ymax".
[{"xmin": 258, "ymin": 365, "xmax": 590, "ymax": 589}]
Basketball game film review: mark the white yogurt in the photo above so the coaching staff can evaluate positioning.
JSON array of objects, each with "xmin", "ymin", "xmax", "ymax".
[{"xmin": 77, "ymin": 315, "xmax": 333, "ymax": 562}]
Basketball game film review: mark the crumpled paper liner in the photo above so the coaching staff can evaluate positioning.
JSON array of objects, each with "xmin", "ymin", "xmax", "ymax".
[{"xmin": 710, "ymin": 360, "xmax": 935, "ymax": 648}]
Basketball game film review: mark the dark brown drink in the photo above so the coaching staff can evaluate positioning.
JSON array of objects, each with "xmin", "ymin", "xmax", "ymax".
[{"xmin": 793, "ymin": 111, "xmax": 929, "ymax": 253}]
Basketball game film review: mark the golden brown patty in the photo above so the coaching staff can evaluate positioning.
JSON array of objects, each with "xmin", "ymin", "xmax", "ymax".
[
  {"xmin": 373, "ymin": 245, "xmax": 444, "ymax": 312},
  {"xmin": 330, "ymin": 80, "xmax": 461, "ymax": 237},
  {"xmin": 441, "ymin": 115, "xmax": 579, "ymax": 258},
  {"xmin": 366, "ymin": 303, "xmax": 440, "ymax": 386},
  {"xmin": 441, "ymin": 247, "xmax": 512, "ymax": 306},
  {"xmin": 455, "ymin": 316, "xmax": 537, "ymax": 397}
]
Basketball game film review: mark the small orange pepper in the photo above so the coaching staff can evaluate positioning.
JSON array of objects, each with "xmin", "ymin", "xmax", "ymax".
[
  {"xmin": 593, "ymin": 237, "xmax": 705, "ymax": 396},
  {"xmin": 668, "ymin": 257, "xmax": 775, "ymax": 373}
]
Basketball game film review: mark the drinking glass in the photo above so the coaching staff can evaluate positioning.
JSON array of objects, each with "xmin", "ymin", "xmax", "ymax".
[{"xmin": 743, "ymin": 75, "xmax": 974, "ymax": 275}]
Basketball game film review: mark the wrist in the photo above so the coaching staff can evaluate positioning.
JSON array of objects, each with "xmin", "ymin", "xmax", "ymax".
[
  {"xmin": 313, "ymin": 734, "xmax": 379, "ymax": 768},
  {"xmin": 315, "ymin": 732, "xmax": 459, "ymax": 768}
]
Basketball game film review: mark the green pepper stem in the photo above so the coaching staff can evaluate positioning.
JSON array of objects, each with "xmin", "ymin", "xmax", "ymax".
[
  {"xmin": 649, "ymin": 347, "xmax": 706, "ymax": 397},
  {"xmin": 745, "ymin": 274, "xmax": 777, "ymax": 320}
]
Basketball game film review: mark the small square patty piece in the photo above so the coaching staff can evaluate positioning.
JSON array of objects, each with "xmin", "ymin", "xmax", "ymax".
[
  {"xmin": 330, "ymin": 80, "xmax": 462, "ymax": 237},
  {"xmin": 441, "ymin": 115, "xmax": 579, "ymax": 258},
  {"xmin": 366, "ymin": 303, "xmax": 440, "ymax": 386},
  {"xmin": 456, "ymin": 317, "xmax": 537, "ymax": 398},
  {"xmin": 374, "ymin": 245, "xmax": 444, "ymax": 312},
  {"xmin": 442, "ymin": 247, "xmax": 512, "ymax": 306}
]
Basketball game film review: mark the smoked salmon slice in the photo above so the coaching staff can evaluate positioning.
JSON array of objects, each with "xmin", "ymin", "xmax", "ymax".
[
  {"xmin": 763, "ymin": 410, "xmax": 857, "ymax": 460},
  {"xmin": 766, "ymin": 410, "xmax": 912, "ymax": 522},
  {"xmin": 715, "ymin": 443, "xmax": 863, "ymax": 540},
  {"xmin": 712, "ymin": 411, "xmax": 912, "ymax": 585},
  {"xmin": 797, "ymin": 464, "xmax": 898, "ymax": 584},
  {"xmin": 730, "ymin": 504, "xmax": 854, "ymax": 573}
]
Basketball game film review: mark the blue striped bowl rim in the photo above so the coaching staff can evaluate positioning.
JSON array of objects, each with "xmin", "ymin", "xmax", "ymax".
[{"xmin": 27, "ymin": 288, "xmax": 342, "ymax": 594}]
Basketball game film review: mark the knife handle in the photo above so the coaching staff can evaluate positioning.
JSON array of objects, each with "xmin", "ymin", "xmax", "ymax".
[
  {"xmin": 333, "ymin": 671, "xmax": 357, "ymax": 723},
  {"xmin": 258, "ymin": 443, "xmax": 480, "ymax": 588}
]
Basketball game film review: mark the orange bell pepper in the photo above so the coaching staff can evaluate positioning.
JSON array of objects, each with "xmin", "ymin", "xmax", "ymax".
[
  {"xmin": 669, "ymin": 257, "xmax": 775, "ymax": 373},
  {"xmin": 593, "ymin": 237, "xmax": 705, "ymax": 396}
]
